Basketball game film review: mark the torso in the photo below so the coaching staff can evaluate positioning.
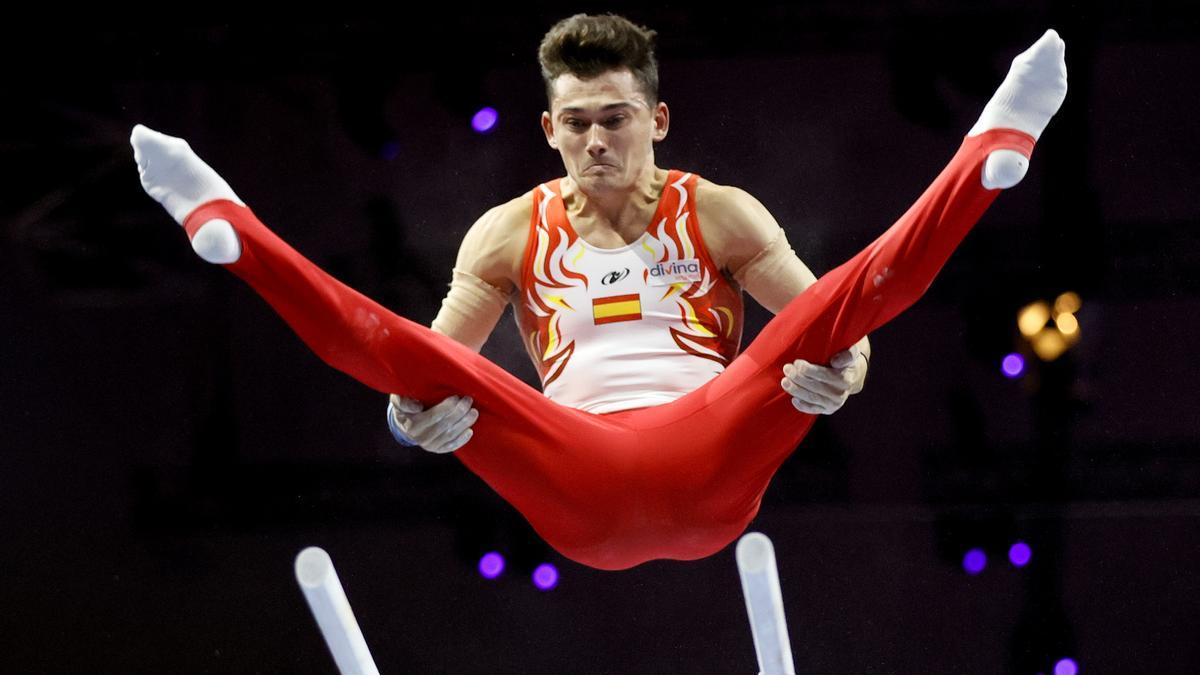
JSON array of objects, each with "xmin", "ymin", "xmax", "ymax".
[{"xmin": 510, "ymin": 169, "xmax": 745, "ymax": 414}]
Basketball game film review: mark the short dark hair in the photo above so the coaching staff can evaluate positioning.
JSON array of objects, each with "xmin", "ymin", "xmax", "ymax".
[{"xmin": 538, "ymin": 13, "xmax": 659, "ymax": 106}]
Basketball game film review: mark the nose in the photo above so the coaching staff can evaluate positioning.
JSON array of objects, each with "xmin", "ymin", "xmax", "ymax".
[{"xmin": 586, "ymin": 124, "xmax": 607, "ymax": 157}]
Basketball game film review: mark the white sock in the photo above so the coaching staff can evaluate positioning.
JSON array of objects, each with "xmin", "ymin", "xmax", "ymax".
[
  {"xmin": 130, "ymin": 124, "xmax": 245, "ymax": 263},
  {"xmin": 968, "ymin": 29, "xmax": 1068, "ymax": 189}
]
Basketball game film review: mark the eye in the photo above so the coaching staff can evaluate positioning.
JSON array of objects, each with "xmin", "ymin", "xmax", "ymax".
[
  {"xmin": 565, "ymin": 118, "xmax": 588, "ymax": 131},
  {"xmin": 602, "ymin": 115, "xmax": 628, "ymax": 129}
]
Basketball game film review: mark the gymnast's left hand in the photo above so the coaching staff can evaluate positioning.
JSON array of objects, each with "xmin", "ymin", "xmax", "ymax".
[{"xmin": 781, "ymin": 346, "xmax": 867, "ymax": 415}]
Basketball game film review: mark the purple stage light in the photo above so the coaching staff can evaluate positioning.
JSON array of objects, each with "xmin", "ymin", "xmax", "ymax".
[
  {"xmin": 472, "ymin": 107, "xmax": 499, "ymax": 133},
  {"xmin": 532, "ymin": 563, "xmax": 559, "ymax": 591},
  {"xmin": 1054, "ymin": 658, "xmax": 1078, "ymax": 675},
  {"xmin": 478, "ymin": 552, "xmax": 505, "ymax": 579},
  {"xmin": 1009, "ymin": 541, "xmax": 1032, "ymax": 567},
  {"xmin": 1001, "ymin": 353, "xmax": 1025, "ymax": 378},
  {"xmin": 963, "ymin": 548, "xmax": 987, "ymax": 575}
]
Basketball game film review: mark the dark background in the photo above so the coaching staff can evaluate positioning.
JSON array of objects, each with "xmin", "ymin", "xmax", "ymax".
[{"xmin": 4, "ymin": 2, "xmax": 1200, "ymax": 673}]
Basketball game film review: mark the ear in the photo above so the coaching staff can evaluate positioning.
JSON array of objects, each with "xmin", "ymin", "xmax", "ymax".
[
  {"xmin": 652, "ymin": 101, "xmax": 670, "ymax": 142},
  {"xmin": 541, "ymin": 111, "xmax": 558, "ymax": 149}
]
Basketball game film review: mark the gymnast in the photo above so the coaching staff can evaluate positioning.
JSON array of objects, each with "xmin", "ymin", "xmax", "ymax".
[{"xmin": 131, "ymin": 15, "xmax": 1066, "ymax": 570}]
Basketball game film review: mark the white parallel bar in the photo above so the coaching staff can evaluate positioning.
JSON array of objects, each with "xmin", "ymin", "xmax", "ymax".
[
  {"xmin": 294, "ymin": 546, "xmax": 380, "ymax": 675},
  {"xmin": 736, "ymin": 532, "xmax": 796, "ymax": 675}
]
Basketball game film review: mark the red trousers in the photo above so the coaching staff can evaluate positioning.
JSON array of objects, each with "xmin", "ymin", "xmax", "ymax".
[{"xmin": 184, "ymin": 130, "xmax": 1034, "ymax": 570}]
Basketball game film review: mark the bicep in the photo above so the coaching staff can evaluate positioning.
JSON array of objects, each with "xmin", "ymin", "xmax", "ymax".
[
  {"xmin": 454, "ymin": 206, "xmax": 520, "ymax": 296},
  {"xmin": 735, "ymin": 231, "xmax": 818, "ymax": 314},
  {"xmin": 707, "ymin": 186, "xmax": 818, "ymax": 314},
  {"xmin": 432, "ymin": 203, "xmax": 525, "ymax": 351}
]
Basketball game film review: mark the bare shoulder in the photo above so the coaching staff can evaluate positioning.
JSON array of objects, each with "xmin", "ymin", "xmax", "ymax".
[
  {"xmin": 695, "ymin": 178, "xmax": 776, "ymax": 228},
  {"xmin": 456, "ymin": 192, "xmax": 533, "ymax": 294},
  {"xmin": 694, "ymin": 178, "xmax": 783, "ymax": 272},
  {"xmin": 472, "ymin": 192, "xmax": 532, "ymax": 240}
]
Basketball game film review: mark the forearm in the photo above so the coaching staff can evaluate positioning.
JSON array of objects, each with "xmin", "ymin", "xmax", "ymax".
[
  {"xmin": 733, "ymin": 229, "xmax": 817, "ymax": 314},
  {"xmin": 388, "ymin": 269, "xmax": 502, "ymax": 451},
  {"xmin": 429, "ymin": 268, "xmax": 509, "ymax": 352}
]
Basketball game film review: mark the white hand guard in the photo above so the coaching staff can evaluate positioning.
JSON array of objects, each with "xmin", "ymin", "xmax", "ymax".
[
  {"xmin": 386, "ymin": 394, "xmax": 478, "ymax": 454},
  {"xmin": 781, "ymin": 346, "xmax": 867, "ymax": 415}
]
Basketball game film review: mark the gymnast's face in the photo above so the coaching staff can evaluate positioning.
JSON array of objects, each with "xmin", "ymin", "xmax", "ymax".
[{"xmin": 541, "ymin": 68, "xmax": 669, "ymax": 195}]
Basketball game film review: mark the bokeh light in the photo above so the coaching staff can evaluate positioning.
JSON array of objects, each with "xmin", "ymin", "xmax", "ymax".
[
  {"xmin": 1054, "ymin": 658, "xmax": 1079, "ymax": 675},
  {"xmin": 963, "ymin": 548, "xmax": 987, "ymax": 575},
  {"xmin": 1056, "ymin": 312, "xmax": 1080, "ymax": 337},
  {"xmin": 478, "ymin": 552, "xmax": 505, "ymax": 579},
  {"xmin": 532, "ymin": 563, "xmax": 559, "ymax": 591},
  {"xmin": 1032, "ymin": 329, "xmax": 1068, "ymax": 361},
  {"xmin": 1019, "ymin": 301, "xmax": 1051, "ymax": 337},
  {"xmin": 1054, "ymin": 291, "xmax": 1082, "ymax": 315},
  {"xmin": 472, "ymin": 106, "xmax": 499, "ymax": 133},
  {"xmin": 1009, "ymin": 541, "xmax": 1032, "ymax": 567},
  {"xmin": 1002, "ymin": 353, "xmax": 1025, "ymax": 378}
]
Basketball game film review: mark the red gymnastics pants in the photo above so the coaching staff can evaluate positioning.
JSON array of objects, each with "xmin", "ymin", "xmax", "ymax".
[{"xmin": 183, "ymin": 129, "xmax": 1034, "ymax": 571}]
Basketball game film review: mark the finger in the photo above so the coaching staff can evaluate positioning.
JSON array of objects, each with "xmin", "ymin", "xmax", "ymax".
[
  {"xmin": 786, "ymin": 360, "xmax": 845, "ymax": 387},
  {"xmin": 435, "ymin": 429, "xmax": 473, "ymax": 455},
  {"xmin": 788, "ymin": 386, "xmax": 837, "ymax": 412},
  {"xmin": 784, "ymin": 369, "xmax": 849, "ymax": 399},
  {"xmin": 435, "ymin": 399, "xmax": 477, "ymax": 433},
  {"xmin": 804, "ymin": 386, "xmax": 847, "ymax": 413},
  {"xmin": 780, "ymin": 375, "xmax": 837, "ymax": 401},
  {"xmin": 455, "ymin": 428, "xmax": 475, "ymax": 450},
  {"xmin": 411, "ymin": 396, "xmax": 471, "ymax": 436},
  {"xmin": 421, "ymin": 423, "xmax": 458, "ymax": 451},
  {"xmin": 790, "ymin": 397, "xmax": 823, "ymax": 415},
  {"xmin": 405, "ymin": 398, "xmax": 450, "ymax": 437},
  {"xmin": 422, "ymin": 407, "xmax": 479, "ymax": 448},
  {"xmin": 451, "ymin": 406, "xmax": 480, "ymax": 432},
  {"xmin": 822, "ymin": 394, "xmax": 850, "ymax": 414}
]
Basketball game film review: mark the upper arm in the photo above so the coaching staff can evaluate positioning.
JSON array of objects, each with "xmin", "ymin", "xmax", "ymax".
[
  {"xmin": 453, "ymin": 195, "xmax": 530, "ymax": 297},
  {"xmin": 428, "ymin": 195, "xmax": 529, "ymax": 351},
  {"xmin": 696, "ymin": 181, "xmax": 818, "ymax": 313},
  {"xmin": 697, "ymin": 182, "xmax": 783, "ymax": 274}
]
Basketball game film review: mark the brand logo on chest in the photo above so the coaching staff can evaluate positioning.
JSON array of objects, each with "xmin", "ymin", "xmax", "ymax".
[
  {"xmin": 601, "ymin": 268, "xmax": 631, "ymax": 285},
  {"xmin": 646, "ymin": 258, "xmax": 703, "ymax": 287}
]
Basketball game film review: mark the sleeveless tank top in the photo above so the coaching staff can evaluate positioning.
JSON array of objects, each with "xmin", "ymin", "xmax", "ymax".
[{"xmin": 514, "ymin": 170, "xmax": 744, "ymax": 414}]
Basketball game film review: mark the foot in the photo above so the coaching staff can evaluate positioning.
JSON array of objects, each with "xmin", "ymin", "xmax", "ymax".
[
  {"xmin": 968, "ymin": 30, "xmax": 1068, "ymax": 189},
  {"xmin": 130, "ymin": 124, "xmax": 245, "ymax": 263}
]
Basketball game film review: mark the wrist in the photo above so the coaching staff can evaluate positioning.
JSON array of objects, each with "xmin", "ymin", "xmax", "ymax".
[{"xmin": 386, "ymin": 400, "xmax": 419, "ymax": 447}]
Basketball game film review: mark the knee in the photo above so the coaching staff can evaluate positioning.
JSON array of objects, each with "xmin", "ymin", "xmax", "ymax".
[
  {"xmin": 981, "ymin": 149, "xmax": 1029, "ymax": 190},
  {"xmin": 190, "ymin": 219, "xmax": 242, "ymax": 264}
]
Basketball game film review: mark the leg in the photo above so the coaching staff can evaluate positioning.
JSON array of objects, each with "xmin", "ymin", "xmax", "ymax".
[
  {"xmin": 620, "ymin": 33, "xmax": 1067, "ymax": 547},
  {"xmin": 706, "ymin": 30, "xmax": 1067, "ymax": 431},
  {"xmin": 181, "ymin": 200, "xmax": 645, "ymax": 560},
  {"xmin": 131, "ymin": 127, "xmax": 648, "ymax": 567},
  {"xmin": 137, "ymin": 130, "xmax": 1021, "ymax": 571},
  {"xmin": 741, "ymin": 129, "xmax": 1036, "ymax": 371}
]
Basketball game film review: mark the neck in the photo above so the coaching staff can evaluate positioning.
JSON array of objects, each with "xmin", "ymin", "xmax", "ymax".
[{"xmin": 563, "ymin": 162, "xmax": 667, "ymax": 235}]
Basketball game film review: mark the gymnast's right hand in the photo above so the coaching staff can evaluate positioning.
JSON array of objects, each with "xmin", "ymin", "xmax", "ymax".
[{"xmin": 386, "ymin": 394, "xmax": 477, "ymax": 454}]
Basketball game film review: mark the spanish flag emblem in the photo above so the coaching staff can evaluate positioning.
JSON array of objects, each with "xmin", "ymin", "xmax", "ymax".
[{"xmin": 592, "ymin": 293, "xmax": 642, "ymax": 325}]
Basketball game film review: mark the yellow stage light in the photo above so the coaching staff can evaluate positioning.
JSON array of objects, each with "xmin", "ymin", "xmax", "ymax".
[
  {"xmin": 1056, "ymin": 312, "xmax": 1079, "ymax": 337},
  {"xmin": 1055, "ymin": 291, "xmax": 1082, "ymax": 315},
  {"xmin": 1018, "ymin": 301, "xmax": 1051, "ymax": 337},
  {"xmin": 1032, "ymin": 328, "xmax": 1068, "ymax": 361}
]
